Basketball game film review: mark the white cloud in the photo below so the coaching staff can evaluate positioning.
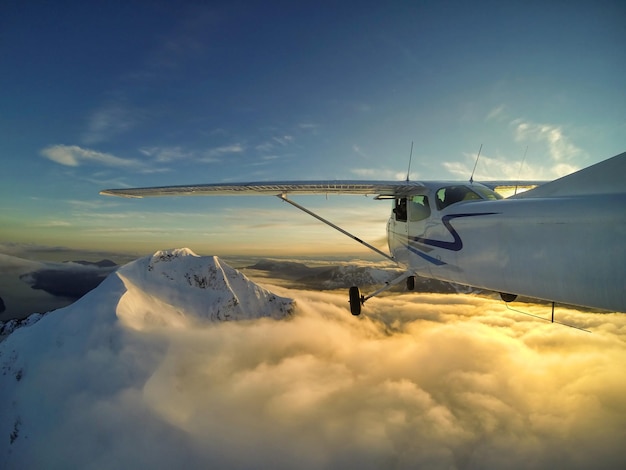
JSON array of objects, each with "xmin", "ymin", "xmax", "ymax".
[
  {"xmin": 2, "ymin": 282, "xmax": 624, "ymax": 469},
  {"xmin": 41, "ymin": 145, "xmax": 140, "ymax": 168}
]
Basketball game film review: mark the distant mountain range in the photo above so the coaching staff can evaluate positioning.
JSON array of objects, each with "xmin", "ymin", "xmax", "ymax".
[
  {"xmin": 0, "ymin": 254, "xmax": 118, "ymax": 322},
  {"xmin": 1, "ymin": 252, "xmax": 471, "ymax": 325},
  {"xmin": 19, "ymin": 261, "xmax": 117, "ymax": 299},
  {"xmin": 246, "ymin": 259, "xmax": 462, "ymax": 293}
]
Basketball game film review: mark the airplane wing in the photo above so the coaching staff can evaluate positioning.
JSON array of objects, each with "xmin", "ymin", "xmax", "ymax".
[
  {"xmin": 100, "ymin": 180, "xmax": 427, "ymax": 198},
  {"xmin": 101, "ymin": 151, "xmax": 625, "ymax": 199}
]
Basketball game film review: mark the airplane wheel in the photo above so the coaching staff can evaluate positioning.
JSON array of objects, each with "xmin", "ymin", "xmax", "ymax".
[
  {"xmin": 500, "ymin": 292, "xmax": 517, "ymax": 303},
  {"xmin": 407, "ymin": 276, "xmax": 415, "ymax": 291},
  {"xmin": 349, "ymin": 286, "xmax": 362, "ymax": 316}
]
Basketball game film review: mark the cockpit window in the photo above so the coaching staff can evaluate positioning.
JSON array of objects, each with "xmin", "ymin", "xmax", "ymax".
[
  {"xmin": 409, "ymin": 195, "xmax": 431, "ymax": 221},
  {"xmin": 471, "ymin": 186, "xmax": 503, "ymax": 201},
  {"xmin": 436, "ymin": 186, "xmax": 481, "ymax": 210}
]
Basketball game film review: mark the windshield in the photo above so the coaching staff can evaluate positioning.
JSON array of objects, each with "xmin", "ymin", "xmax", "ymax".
[
  {"xmin": 436, "ymin": 185, "xmax": 502, "ymax": 210},
  {"xmin": 472, "ymin": 186, "xmax": 503, "ymax": 201}
]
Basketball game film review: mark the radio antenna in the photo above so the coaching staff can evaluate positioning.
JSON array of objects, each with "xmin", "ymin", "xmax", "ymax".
[
  {"xmin": 406, "ymin": 141, "xmax": 414, "ymax": 182},
  {"xmin": 469, "ymin": 143, "xmax": 482, "ymax": 184},
  {"xmin": 514, "ymin": 145, "xmax": 528, "ymax": 196}
]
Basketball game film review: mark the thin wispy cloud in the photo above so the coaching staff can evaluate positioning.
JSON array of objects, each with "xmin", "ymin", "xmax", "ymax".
[
  {"xmin": 139, "ymin": 146, "xmax": 192, "ymax": 163},
  {"xmin": 83, "ymin": 226, "xmax": 200, "ymax": 235},
  {"xmin": 443, "ymin": 119, "xmax": 585, "ymax": 180},
  {"xmin": 82, "ymin": 104, "xmax": 139, "ymax": 144},
  {"xmin": 32, "ymin": 220, "xmax": 72, "ymax": 228},
  {"xmin": 298, "ymin": 123, "xmax": 319, "ymax": 134},
  {"xmin": 139, "ymin": 167, "xmax": 175, "ymax": 175},
  {"xmin": 273, "ymin": 135, "xmax": 294, "ymax": 146},
  {"xmin": 256, "ymin": 141, "xmax": 275, "ymax": 153},
  {"xmin": 352, "ymin": 144, "xmax": 369, "ymax": 159},
  {"xmin": 513, "ymin": 120, "xmax": 584, "ymax": 174},
  {"xmin": 250, "ymin": 157, "xmax": 280, "ymax": 167},
  {"xmin": 486, "ymin": 104, "xmax": 506, "ymax": 121},
  {"xmin": 41, "ymin": 145, "xmax": 140, "ymax": 168},
  {"xmin": 64, "ymin": 199, "xmax": 119, "ymax": 210},
  {"xmin": 352, "ymin": 168, "xmax": 413, "ymax": 180},
  {"xmin": 444, "ymin": 154, "xmax": 536, "ymax": 181},
  {"xmin": 204, "ymin": 143, "xmax": 245, "ymax": 159}
]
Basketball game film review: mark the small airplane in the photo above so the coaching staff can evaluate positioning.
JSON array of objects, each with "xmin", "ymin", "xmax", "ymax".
[{"xmin": 101, "ymin": 151, "xmax": 626, "ymax": 315}]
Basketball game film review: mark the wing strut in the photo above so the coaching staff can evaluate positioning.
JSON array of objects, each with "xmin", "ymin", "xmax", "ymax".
[{"xmin": 277, "ymin": 194, "xmax": 396, "ymax": 263}]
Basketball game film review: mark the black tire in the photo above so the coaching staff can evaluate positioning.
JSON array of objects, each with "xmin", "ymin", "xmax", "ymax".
[
  {"xmin": 407, "ymin": 276, "xmax": 415, "ymax": 291},
  {"xmin": 349, "ymin": 286, "xmax": 362, "ymax": 316},
  {"xmin": 500, "ymin": 292, "xmax": 517, "ymax": 303}
]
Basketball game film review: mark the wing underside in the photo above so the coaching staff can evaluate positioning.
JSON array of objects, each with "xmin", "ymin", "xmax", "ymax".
[{"xmin": 100, "ymin": 180, "xmax": 426, "ymax": 198}]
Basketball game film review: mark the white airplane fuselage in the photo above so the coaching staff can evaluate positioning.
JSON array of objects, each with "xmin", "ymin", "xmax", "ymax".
[{"xmin": 388, "ymin": 190, "xmax": 626, "ymax": 312}]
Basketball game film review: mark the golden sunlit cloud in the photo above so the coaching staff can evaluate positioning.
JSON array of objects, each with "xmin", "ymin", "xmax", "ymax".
[{"xmin": 136, "ymin": 287, "xmax": 626, "ymax": 469}]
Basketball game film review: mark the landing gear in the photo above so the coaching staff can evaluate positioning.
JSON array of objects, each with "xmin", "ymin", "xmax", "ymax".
[
  {"xmin": 349, "ymin": 271, "xmax": 415, "ymax": 316},
  {"xmin": 500, "ymin": 292, "xmax": 518, "ymax": 303},
  {"xmin": 349, "ymin": 286, "xmax": 363, "ymax": 316},
  {"xmin": 407, "ymin": 276, "xmax": 415, "ymax": 291}
]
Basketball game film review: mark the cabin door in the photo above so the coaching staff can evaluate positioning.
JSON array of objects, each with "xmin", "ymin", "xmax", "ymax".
[{"xmin": 390, "ymin": 198, "xmax": 409, "ymax": 259}]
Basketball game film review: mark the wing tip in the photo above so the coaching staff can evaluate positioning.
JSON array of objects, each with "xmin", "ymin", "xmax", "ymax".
[{"xmin": 99, "ymin": 189, "xmax": 143, "ymax": 199}]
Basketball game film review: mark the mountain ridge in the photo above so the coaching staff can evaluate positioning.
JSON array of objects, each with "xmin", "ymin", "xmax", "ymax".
[{"xmin": 2, "ymin": 248, "xmax": 293, "ymax": 338}]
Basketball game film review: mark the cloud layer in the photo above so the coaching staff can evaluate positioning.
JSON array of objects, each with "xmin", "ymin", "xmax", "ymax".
[{"xmin": 2, "ymin": 279, "xmax": 625, "ymax": 469}]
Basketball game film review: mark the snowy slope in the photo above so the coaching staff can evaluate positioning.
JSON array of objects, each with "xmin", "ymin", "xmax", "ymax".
[{"xmin": 0, "ymin": 249, "xmax": 293, "ymax": 468}]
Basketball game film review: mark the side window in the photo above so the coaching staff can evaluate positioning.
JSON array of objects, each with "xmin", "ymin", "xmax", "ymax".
[
  {"xmin": 394, "ymin": 198, "xmax": 407, "ymax": 222},
  {"xmin": 409, "ymin": 195, "xmax": 431, "ymax": 221}
]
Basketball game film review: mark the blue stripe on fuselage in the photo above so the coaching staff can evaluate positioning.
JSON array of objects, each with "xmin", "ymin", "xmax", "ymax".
[
  {"xmin": 411, "ymin": 212, "xmax": 498, "ymax": 251},
  {"xmin": 405, "ymin": 212, "xmax": 499, "ymax": 266}
]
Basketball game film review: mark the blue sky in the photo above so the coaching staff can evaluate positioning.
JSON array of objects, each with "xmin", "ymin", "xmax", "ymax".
[{"xmin": 1, "ymin": 1, "xmax": 624, "ymax": 257}]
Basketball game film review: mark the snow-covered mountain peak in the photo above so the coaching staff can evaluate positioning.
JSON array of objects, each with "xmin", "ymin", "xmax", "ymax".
[{"xmin": 115, "ymin": 248, "xmax": 293, "ymax": 329}]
